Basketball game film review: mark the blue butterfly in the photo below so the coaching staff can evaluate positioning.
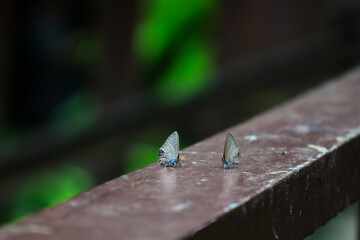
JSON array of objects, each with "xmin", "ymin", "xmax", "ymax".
[
  {"xmin": 158, "ymin": 131, "xmax": 181, "ymax": 167},
  {"xmin": 222, "ymin": 133, "xmax": 241, "ymax": 168}
]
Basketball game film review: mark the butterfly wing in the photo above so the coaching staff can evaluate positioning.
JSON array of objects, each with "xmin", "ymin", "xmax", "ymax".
[
  {"xmin": 224, "ymin": 133, "xmax": 241, "ymax": 164},
  {"xmin": 158, "ymin": 131, "xmax": 179, "ymax": 164}
]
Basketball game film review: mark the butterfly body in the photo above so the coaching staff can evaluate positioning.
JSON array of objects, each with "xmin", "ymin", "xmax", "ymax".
[
  {"xmin": 158, "ymin": 131, "xmax": 181, "ymax": 167},
  {"xmin": 221, "ymin": 158, "xmax": 235, "ymax": 167},
  {"xmin": 164, "ymin": 157, "xmax": 181, "ymax": 167},
  {"xmin": 222, "ymin": 133, "xmax": 241, "ymax": 168}
]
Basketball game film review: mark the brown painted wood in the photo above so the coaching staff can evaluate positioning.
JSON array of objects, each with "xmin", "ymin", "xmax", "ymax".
[{"xmin": 1, "ymin": 67, "xmax": 360, "ymax": 239}]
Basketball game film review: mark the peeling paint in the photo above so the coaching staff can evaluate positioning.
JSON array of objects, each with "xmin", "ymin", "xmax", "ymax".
[
  {"xmin": 267, "ymin": 171, "xmax": 290, "ymax": 175},
  {"xmin": 69, "ymin": 200, "xmax": 81, "ymax": 208},
  {"xmin": 121, "ymin": 175, "xmax": 129, "ymax": 180},
  {"xmin": 223, "ymin": 203, "xmax": 238, "ymax": 213},
  {"xmin": 336, "ymin": 136, "xmax": 345, "ymax": 142},
  {"xmin": 307, "ymin": 144, "xmax": 328, "ymax": 153}
]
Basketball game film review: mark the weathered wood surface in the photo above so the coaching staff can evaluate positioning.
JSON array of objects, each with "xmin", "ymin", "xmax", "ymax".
[{"xmin": 1, "ymin": 67, "xmax": 360, "ymax": 239}]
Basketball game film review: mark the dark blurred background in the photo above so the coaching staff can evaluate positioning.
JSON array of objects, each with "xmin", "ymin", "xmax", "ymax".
[{"xmin": 1, "ymin": 0, "xmax": 360, "ymax": 226}]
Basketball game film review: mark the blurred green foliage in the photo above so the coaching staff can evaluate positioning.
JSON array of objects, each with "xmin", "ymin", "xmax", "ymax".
[
  {"xmin": 153, "ymin": 38, "xmax": 214, "ymax": 105},
  {"xmin": 126, "ymin": 142, "xmax": 158, "ymax": 172},
  {"xmin": 125, "ymin": 129, "xmax": 168, "ymax": 172},
  {"xmin": 135, "ymin": 0, "xmax": 215, "ymax": 62},
  {"xmin": 10, "ymin": 165, "xmax": 93, "ymax": 222},
  {"xmin": 136, "ymin": 0, "xmax": 216, "ymax": 105}
]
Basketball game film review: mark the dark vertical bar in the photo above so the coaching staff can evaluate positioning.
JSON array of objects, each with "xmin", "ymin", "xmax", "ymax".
[
  {"xmin": 0, "ymin": 0, "xmax": 9, "ymax": 125},
  {"xmin": 95, "ymin": 0, "xmax": 136, "ymax": 102}
]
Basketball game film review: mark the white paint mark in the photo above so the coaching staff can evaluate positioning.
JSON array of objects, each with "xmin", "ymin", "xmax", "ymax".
[
  {"xmin": 171, "ymin": 202, "xmax": 192, "ymax": 212},
  {"xmin": 200, "ymin": 178, "xmax": 207, "ymax": 182},
  {"xmin": 121, "ymin": 175, "xmax": 129, "ymax": 180},
  {"xmin": 336, "ymin": 136, "xmax": 345, "ymax": 142},
  {"xmin": 192, "ymin": 161, "xmax": 198, "ymax": 164},
  {"xmin": 223, "ymin": 203, "xmax": 238, "ymax": 213},
  {"xmin": 307, "ymin": 144, "xmax": 328, "ymax": 153},
  {"xmin": 295, "ymin": 124, "xmax": 311, "ymax": 133},
  {"xmin": 244, "ymin": 135, "xmax": 257, "ymax": 141},
  {"xmin": 68, "ymin": 200, "xmax": 80, "ymax": 207},
  {"xmin": 229, "ymin": 203, "xmax": 238, "ymax": 209},
  {"xmin": 267, "ymin": 170, "xmax": 290, "ymax": 175}
]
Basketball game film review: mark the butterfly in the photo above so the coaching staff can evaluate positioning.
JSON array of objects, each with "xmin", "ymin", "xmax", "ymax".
[
  {"xmin": 158, "ymin": 131, "xmax": 181, "ymax": 167},
  {"xmin": 222, "ymin": 133, "xmax": 241, "ymax": 168}
]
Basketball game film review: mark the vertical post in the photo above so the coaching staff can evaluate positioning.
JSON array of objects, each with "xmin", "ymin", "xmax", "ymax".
[
  {"xmin": 0, "ymin": 0, "xmax": 9, "ymax": 126},
  {"xmin": 95, "ymin": 0, "xmax": 136, "ymax": 102}
]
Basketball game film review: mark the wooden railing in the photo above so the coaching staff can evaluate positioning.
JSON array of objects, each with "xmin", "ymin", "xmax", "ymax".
[{"xmin": 1, "ymin": 67, "xmax": 360, "ymax": 239}]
